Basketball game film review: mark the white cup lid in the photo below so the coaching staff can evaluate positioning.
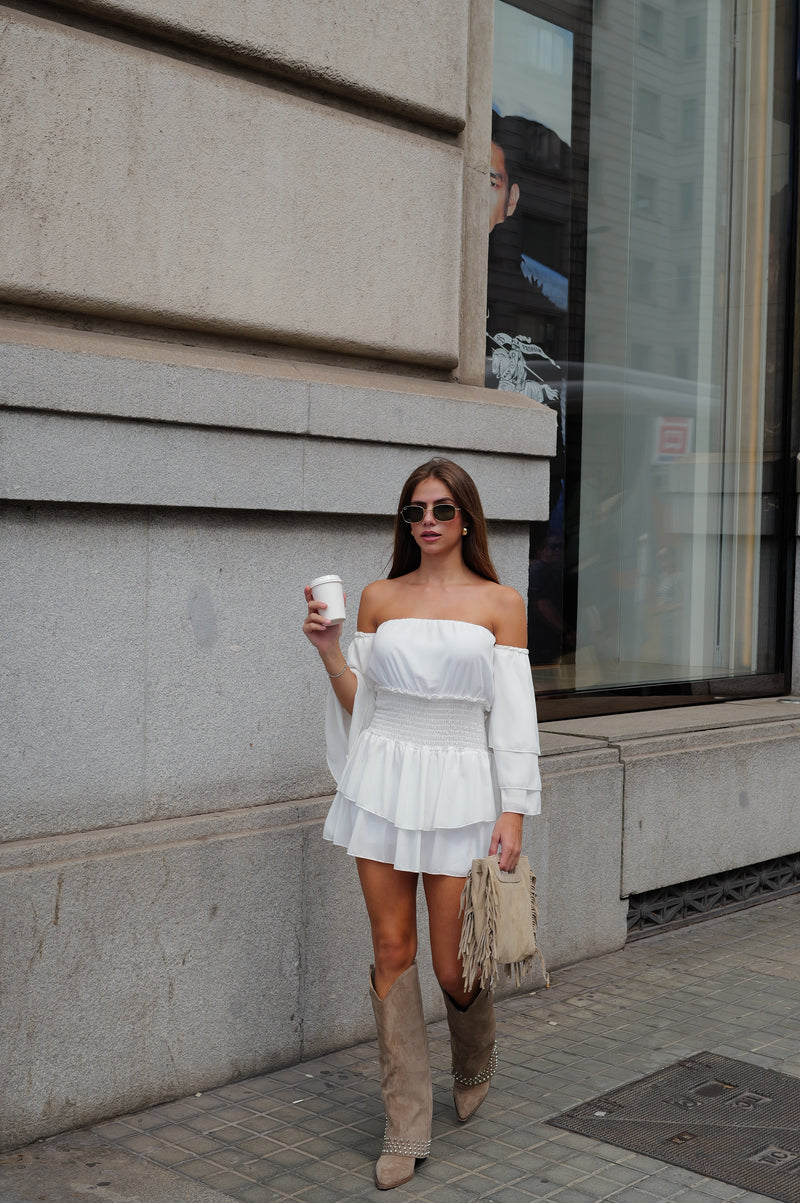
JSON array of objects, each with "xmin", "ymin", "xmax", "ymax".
[{"xmin": 310, "ymin": 574, "xmax": 342, "ymax": 587}]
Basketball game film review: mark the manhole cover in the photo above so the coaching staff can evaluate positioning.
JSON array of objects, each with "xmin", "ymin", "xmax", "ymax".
[{"xmin": 549, "ymin": 1052, "xmax": 800, "ymax": 1202}]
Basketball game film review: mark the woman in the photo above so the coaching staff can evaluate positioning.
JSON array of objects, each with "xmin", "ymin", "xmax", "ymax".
[{"xmin": 303, "ymin": 457, "xmax": 541, "ymax": 1190}]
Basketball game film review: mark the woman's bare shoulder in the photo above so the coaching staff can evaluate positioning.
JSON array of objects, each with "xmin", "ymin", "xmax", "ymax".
[
  {"xmin": 357, "ymin": 577, "xmax": 401, "ymax": 631},
  {"xmin": 492, "ymin": 581, "xmax": 525, "ymax": 607},
  {"xmin": 485, "ymin": 582, "xmax": 527, "ymax": 646},
  {"xmin": 361, "ymin": 578, "xmax": 399, "ymax": 603},
  {"xmin": 476, "ymin": 578, "xmax": 523, "ymax": 608}
]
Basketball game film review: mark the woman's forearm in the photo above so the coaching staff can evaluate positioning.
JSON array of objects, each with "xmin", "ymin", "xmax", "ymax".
[{"xmin": 319, "ymin": 647, "xmax": 357, "ymax": 715}]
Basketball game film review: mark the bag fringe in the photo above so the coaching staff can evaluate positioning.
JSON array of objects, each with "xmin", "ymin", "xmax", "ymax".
[
  {"xmin": 459, "ymin": 857, "xmax": 549, "ymax": 992},
  {"xmin": 457, "ymin": 876, "xmax": 479, "ymax": 989}
]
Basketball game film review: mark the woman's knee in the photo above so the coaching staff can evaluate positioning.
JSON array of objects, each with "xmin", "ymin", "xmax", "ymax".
[
  {"xmin": 433, "ymin": 963, "xmax": 468, "ymax": 1001},
  {"xmin": 372, "ymin": 932, "xmax": 417, "ymax": 976}
]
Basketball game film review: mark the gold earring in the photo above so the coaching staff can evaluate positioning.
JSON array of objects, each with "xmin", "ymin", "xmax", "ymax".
[{"xmin": 462, "ymin": 527, "xmax": 468, "ymax": 536}]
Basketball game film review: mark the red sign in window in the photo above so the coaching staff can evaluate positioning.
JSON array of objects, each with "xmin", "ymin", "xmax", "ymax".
[{"xmin": 656, "ymin": 418, "xmax": 692, "ymax": 458}]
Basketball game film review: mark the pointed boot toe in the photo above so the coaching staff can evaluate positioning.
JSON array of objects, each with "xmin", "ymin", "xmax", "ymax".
[
  {"xmin": 375, "ymin": 1152, "xmax": 416, "ymax": 1189},
  {"xmin": 454, "ymin": 1078, "xmax": 492, "ymax": 1123}
]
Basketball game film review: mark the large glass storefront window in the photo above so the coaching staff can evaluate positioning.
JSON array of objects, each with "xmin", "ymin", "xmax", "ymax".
[{"xmin": 488, "ymin": 0, "xmax": 796, "ymax": 711}]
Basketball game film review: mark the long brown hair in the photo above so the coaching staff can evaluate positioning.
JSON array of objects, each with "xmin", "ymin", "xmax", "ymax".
[{"xmin": 387, "ymin": 458, "xmax": 500, "ymax": 582}]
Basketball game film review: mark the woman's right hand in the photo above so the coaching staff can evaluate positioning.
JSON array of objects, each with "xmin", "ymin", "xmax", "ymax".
[{"xmin": 303, "ymin": 585, "xmax": 344, "ymax": 656}]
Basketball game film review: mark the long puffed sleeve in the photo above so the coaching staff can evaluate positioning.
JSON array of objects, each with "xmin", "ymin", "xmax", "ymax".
[
  {"xmin": 487, "ymin": 644, "xmax": 542, "ymax": 815},
  {"xmin": 325, "ymin": 632, "xmax": 376, "ymax": 784}
]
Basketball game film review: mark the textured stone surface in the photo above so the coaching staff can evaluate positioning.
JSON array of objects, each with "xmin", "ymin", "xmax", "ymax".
[
  {"xmin": 0, "ymin": 410, "xmax": 553, "ymax": 517},
  {"xmin": 534, "ymin": 744, "xmax": 628, "ymax": 968},
  {"xmin": 302, "ymin": 439, "xmax": 550, "ymax": 522},
  {"xmin": 306, "ymin": 370, "xmax": 555, "ymax": 455},
  {"xmin": 0, "ymin": 320, "xmax": 311, "ymax": 433},
  {"xmin": 620, "ymin": 719, "xmax": 800, "ymax": 895},
  {"xmin": 485, "ymin": 524, "xmax": 529, "ymax": 601},
  {"xmin": 0, "ymin": 507, "xmax": 376, "ymax": 836},
  {"xmin": 0, "ymin": 810, "xmax": 308, "ymax": 1150},
  {"xmin": 544, "ymin": 704, "xmax": 800, "ymax": 897},
  {"xmin": 0, "ymin": 409, "xmax": 306, "ymax": 509},
  {"xmin": 55, "ymin": 0, "xmax": 471, "ymax": 130},
  {"xmin": 0, "ymin": 10, "xmax": 463, "ymax": 365},
  {"xmin": 455, "ymin": 0, "xmax": 494, "ymax": 383},
  {"xmin": 0, "ymin": 321, "xmax": 558, "ymax": 457}
]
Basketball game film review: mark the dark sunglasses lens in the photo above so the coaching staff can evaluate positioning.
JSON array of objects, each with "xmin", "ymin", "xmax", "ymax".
[{"xmin": 401, "ymin": 503, "xmax": 458, "ymax": 523}]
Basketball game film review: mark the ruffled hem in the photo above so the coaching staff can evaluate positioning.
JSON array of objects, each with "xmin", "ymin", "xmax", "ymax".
[
  {"xmin": 337, "ymin": 729, "xmax": 497, "ymax": 830},
  {"xmin": 323, "ymin": 795, "xmax": 496, "ymax": 876}
]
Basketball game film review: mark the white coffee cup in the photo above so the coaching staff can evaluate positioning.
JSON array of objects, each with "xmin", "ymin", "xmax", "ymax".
[{"xmin": 310, "ymin": 574, "xmax": 346, "ymax": 624}]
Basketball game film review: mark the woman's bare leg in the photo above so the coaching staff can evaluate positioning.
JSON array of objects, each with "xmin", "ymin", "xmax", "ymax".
[
  {"xmin": 357, "ymin": 858, "xmax": 419, "ymax": 999},
  {"xmin": 422, "ymin": 874, "xmax": 477, "ymax": 1008}
]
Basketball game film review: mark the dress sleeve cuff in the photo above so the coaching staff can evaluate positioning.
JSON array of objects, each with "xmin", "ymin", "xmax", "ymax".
[{"xmin": 501, "ymin": 787, "xmax": 542, "ymax": 816}]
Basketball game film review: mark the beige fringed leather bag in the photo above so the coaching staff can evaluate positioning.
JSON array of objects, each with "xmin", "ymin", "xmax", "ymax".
[{"xmin": 458, "ymin": 854, "xmax": 549, "ymax": 992}]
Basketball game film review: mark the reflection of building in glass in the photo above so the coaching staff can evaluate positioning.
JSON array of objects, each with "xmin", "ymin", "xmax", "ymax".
[{"xmin": 574, "ymin": 0, "xmax": 790, "ymax": 691}]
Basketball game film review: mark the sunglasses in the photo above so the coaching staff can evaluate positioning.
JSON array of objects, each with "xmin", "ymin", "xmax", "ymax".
[{"xmin": 400, "ymin": 503, "xmax": 461, "ymax": 524}]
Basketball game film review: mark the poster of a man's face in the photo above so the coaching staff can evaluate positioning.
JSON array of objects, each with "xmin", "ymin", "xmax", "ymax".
[{"xmin": 489, "ymin": 140, "xmax": 519, "ymax": 231}]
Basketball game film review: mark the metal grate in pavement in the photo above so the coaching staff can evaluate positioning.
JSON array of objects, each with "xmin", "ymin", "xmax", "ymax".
[{"xmin": 549, "ymin": 1051, "xmax": 800, "ymax": 1202}]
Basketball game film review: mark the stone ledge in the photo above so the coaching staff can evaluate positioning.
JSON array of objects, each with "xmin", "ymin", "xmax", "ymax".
[
  {"xmin": 0, "ymin": 321, "xmax": 556, "ymax": 457},
  {"xmin": 540, "ymin": 698, "xmax": 800, "ymax": 745},
  {"xmin": 0, "ymin": 796, "xmax": 333, "ymax": 873},
  {"xmin": 539, "ymin": 732, "xmax": 621, "ymax": 774},
  {"xmin": 0, "ymin": 410, "xmax": 552, "ymax": 517},
  {"xmin": 618, "ymin": 720, "xmax": 800, "ymax": 761},
  {"xmin": 539, "ymin": 730, "xmax": 612, "ymax": 755},
  {"xmin": 1, "ymin": 736, "xmax": 623, "ymax": 874}
]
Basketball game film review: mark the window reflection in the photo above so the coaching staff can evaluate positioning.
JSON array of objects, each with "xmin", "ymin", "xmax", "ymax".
[
  {"xmin": 573, "ymin": 0, "xmax": 788, "ymax": 692},
  {"xmin": 489, "ymin": 0, "xmax": 790, "ymax": 703}
]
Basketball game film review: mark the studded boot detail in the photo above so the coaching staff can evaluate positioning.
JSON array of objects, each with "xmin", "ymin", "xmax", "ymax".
[
  {"xmin": 369, "ymin": 963, "xmax": 432, "ymax": 1189},
  {"xmin": 442, "ymin": 987, "xmax": 497, "ymax": 1122}
]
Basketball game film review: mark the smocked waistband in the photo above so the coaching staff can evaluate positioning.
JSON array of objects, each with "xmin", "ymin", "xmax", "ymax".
[{"xmin": 368, "ymin": 689, "xmax": 487, "ymax": 751}]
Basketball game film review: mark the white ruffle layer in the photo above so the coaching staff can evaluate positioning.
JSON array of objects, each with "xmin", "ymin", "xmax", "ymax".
[
  {"xmin": 337, "ymin": 729, "xmax": 496, "ymax": 831},
  {"xmin": 322, "ymin": 799, "xmax": 497, "ymax": 877}
]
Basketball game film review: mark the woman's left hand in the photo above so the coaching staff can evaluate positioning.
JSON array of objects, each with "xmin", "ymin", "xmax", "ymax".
[{"xmin": 489, "ymin": 812, "xmax": 523, "ymax": 873}]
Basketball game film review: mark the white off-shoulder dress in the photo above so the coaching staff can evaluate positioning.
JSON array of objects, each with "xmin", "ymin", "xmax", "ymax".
[{"xmin": 324, "ymin": 618, "xmax": 541, "ymax": 876}]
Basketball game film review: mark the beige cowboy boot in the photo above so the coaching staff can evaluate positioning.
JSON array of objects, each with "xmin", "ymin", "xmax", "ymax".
[
  {"xmin": 441, "ymin": 987, "xmax": 497, "ymax": 1122},
  {"xmin": 369, "ymin": 963, "xmax": 432, "ymax": 1189}
]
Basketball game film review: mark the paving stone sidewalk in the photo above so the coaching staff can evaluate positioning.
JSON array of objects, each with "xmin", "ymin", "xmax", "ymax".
[{"xmin": 4, "ymin": 894, "xmax": 800, "ymax": 1202}]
